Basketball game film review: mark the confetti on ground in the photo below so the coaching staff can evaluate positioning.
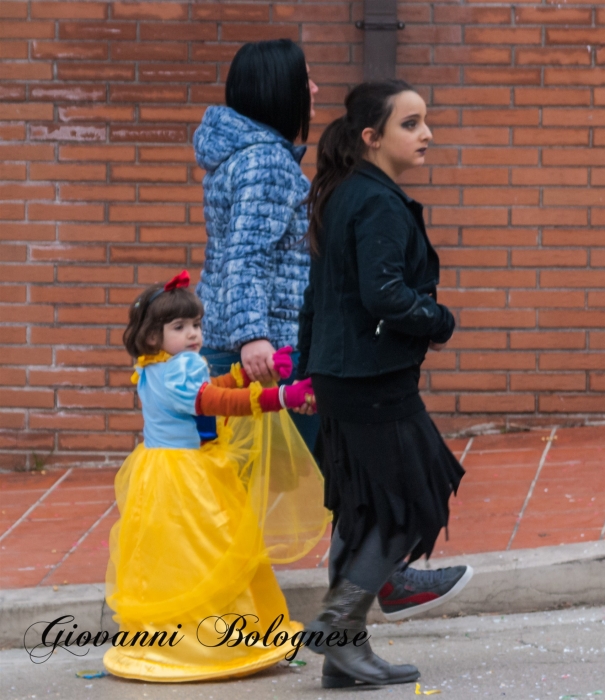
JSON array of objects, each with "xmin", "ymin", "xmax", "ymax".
[
  {"xmin": 288, "ymin": 660, "xmax": 306, "ymax": 668},
  {"xmin": 415, "ymin": 683, "xmax": 442, "ymax": 695},
  {"xmin": 75, "ymin": 670, "xmax": 109, "ymax": 679}
]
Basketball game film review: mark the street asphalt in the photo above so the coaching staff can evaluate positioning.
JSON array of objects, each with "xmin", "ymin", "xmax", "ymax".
[{"xmin": 2, "ymin": 606, "xmax": 604, "ymax": 700}]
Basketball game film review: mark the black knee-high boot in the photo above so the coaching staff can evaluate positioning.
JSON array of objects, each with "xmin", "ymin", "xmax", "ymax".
[{"xmin": 306, "ymin": 577, "xmax": 420, "ymax": 687}]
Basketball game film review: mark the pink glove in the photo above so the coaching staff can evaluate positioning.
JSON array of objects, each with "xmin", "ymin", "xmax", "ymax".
[
  {"xmin": 272, "ymin": 345, "xmax": 294, "ymax": 379},
  {"xmin": 280, "ymin": 378, "xmax": 315, "ymax": 410}
]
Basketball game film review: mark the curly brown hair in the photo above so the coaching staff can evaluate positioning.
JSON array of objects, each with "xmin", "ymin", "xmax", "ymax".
[{"xmin": 123, "ymin": 285, "xmax": 204, "ymax": 358}]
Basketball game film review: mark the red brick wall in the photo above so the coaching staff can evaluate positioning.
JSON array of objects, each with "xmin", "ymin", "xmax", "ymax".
[{"xmin": 1, "ymin": 1, "xmax": 604, "ymax": 469}]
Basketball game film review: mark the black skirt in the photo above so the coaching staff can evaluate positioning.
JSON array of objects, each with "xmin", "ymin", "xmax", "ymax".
[{"xmin": 312, "ymin": 369, "xmax": 465, "ymax": 569}]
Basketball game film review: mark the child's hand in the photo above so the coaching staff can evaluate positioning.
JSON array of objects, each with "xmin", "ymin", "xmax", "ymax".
[
  {"xmin": 282, "ymin": 378, "xmax": 316, "ymax": 411},
  {"xmin": 272, "ymin": 346, "xmax": 294, "ymax": 379},
  {"xmin": 429, "ymin": 341, "xmax": 448, "ymax": 352}
]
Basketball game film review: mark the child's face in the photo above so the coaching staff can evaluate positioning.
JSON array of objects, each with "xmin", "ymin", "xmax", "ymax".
[
  {"xmin": 161, "ymin": 316, "xmax": 202, "ymax": 356},
  {"xmin": 363, "ymin": 91, "xmax": 432, "ymax": 180}
]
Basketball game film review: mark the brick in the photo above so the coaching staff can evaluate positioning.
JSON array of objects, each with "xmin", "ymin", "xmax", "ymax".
[
  {"xmin": 58, "ymin": 305, "xmax": 128, "ymax": 324},
  {"xmin": 511, "ymin": 250, "xmax": 588, "ymax": 267},
  {"xmin": 544, "ymin": 189, "xmax": 605, "ymax": 206},
  {"xmin": 465, "ymin": 68, "xmax": 541, "ymax": 86},
  {"xmin": 59, "ymin": 223, "xmax": 135, "ymax": 242},
  {"xmin": 0, "ymin": 21, "xmax": 54, "ymax": 39},
  {"xmin": 30, "ymin": 124, "xmax": 106, "ymax": 142},
  {"xmin": 546, "ymin": 69, "xmax": 605, "ymax": 86},
  {"xmin": 190, "ymin": 85, "xmax": 225, "ymax": 104},
  {"xmin": 0, "ymin": 183, "xmax": 55, "ymax": 201},
  {"xmin": 109, "ymin": 369, "xmax": 133, "ymax": 386},
  {"xmin": 0, "ymin": 85, "xmax": 25, "ymax": 100},
  {"xmin": 112, "ymin": 2, "xmax": 188, "ymax": 20},
  {"xmin": 138, "ymin": 265, "xmax": 202, "ymax": 284},
  {"xmin": 466, "ymin": 28, "xmax": 541, "ymax": 44},
  {"xmin": 29, "ymin": 287, "xmax": 105, "ymax": 304},
  {"xmin": 0, "ymin": 203, "xmax": 25, "ymax": 220},
  {"xmin": 512, "ymin": 168, "xmax": 587, "ymax": 186},
  {"xmin": 57, "ymin": 349, "xmax": 130, "ymax": 367},
  {"xmin": 140, "ymin": 23, "xmax": 217, "ymax": 41},
  {"xmin": 510, "ymin": 291, "xmax": 585, "ymax": 308},
  {"xmin": 516, "ymin": 49, "xmax": 591, "ymax": 66},
  {"xmin": 0, "ymin": 103, "xmax": 54, "ymax": 121},
  {"xmin": 32, "ymin": 2, "xmax": 108, "ymax": 19},
  {"xmin": 32, "ymin": 41, "xmax": 108, "ymax": 61},
  {"xmin": 59, "ymin": 22, "xmax": 136, "ymax": 41},
  {"xmin": 0, "ymin": 389, "xmax": 54, "ymax": 408},
  {"xmin": 110, "ymin": 85, "xmax": 187, "ymax": 103},
  {"xmin": 0, "ymin": 41, "xmax": 29, "ymax": 59},
  {"xmin": 422, "ymin": 395, "xmax": 456, "ymax": 413},
  {"xmin": 30, "ymin": 163, "xmax": 107, "ymax": 182},
  {"xmin": 29, "ymin": 369, "xmax": 106, "ymax": 387},
  {"xmin": 460, "ymin": 310, "xmax": 536, "ymax": 329},
  {"xmin": 516, "ymin": 8, "xmax": 592, "ymax": 24},
  {"xmin": 593, "ymin": 170, "xmax": 605, "ymax": 186},
  {"xmin": 1, "ymin": 325, "xmax": 26, "ymax": 342},
  {"xmin": 30, "ymin": 327, "xmax": 106, "ymax": 344},
  {"xmin": 594, "ymin": 209, "xmax": 605, "ymax": 226},
  {"xmin": 30, "ymin": 413, "xmax": 106, "ymax": 431},
  {"xmin": 422, "ymin": 353, "xmax": 457, "ymax": 371},
  {"xmin": 109, "ymin": 125, "xmax": 188, "ymax": 143},
  {"xmin": 3, "ymin": 347, "xmax": 52, "ymax": 365},
  {"xmin": 431, "ymin": 208, "xmax": 508, "ymax": 226},
  {"xmin": 139, "ymin": 106, "xmax": 205, "ymax": 123},
  {"xmin": 0, "ymin": 368, "xmax": 26, "ymax": 386},
  {"xmin": 434, "ymin": 6, "xmax": 510, "ymax": 24},
  {"xmin": 589, "ymin": 292, "xmax": 605, "ymax": 307},
  {"xmin": 547, "ymin": 29, "xmax": 605, "ymax": 45},
  {"xmin": 439, "ymin": 249, "xmax": 508, "ymax": 267},
  {"xmin": 30, "ymin": 244, "xmax": 107, "ymax": 263},
  {"xmin": 0, "ymin": 285, "xmax": 26, "ymax": 302},
  {"xmin": 58, "ymin": 389, "xmax": 133, "ymax": 409},
  {"xmin": 110, "ymin": 246, "xmax": 186, "ymax": 263},
  {"xmin": 31, "ymin": 85, "xmax": 106, "ymax": 102},
  {"xmin": 593, "ymin": 251, "xmax": 605, "ymax": 268},
  {"xmin": 510, "ymin": 332, "xmax": 586, "ymax": 350},
  {"xmin": 59, "ymin": 433, "xmax": 135, "ymax": 451},
  {"xmin": 57, "ymin": 266, "xmax": 133, "ymax": 284},
  {"xmin": 139, "ymin": 185, "xmax": 202, "ymax": 203},
  {"xmin": 0, "ymin": 223, "xmax": 55, "ymax": 242},
  {"xmin": 431, "ymin": 168, "xmax": 506, "ymax": 186},
  {"xmin": 0, "ymin": 144, "xmax": 54, "ymax": 162},
  {"xmin": 139, "ymin": 226, "xmax": 205, "ymax": 243},
  {"xmin": 192, "ymin": 2, "xmax": 269, "ymax": 21},
  {"xmin": 59, "ymin": 144, "xmax": 134, "ymax": 162},
  {"xmin": 462, "ymin": 148, "xmax": 538, "ymax": 166},
  {"xmin": 60, "ymin": 184, "xmax": 135, "ymax": 202},
  {"xmin": 111, "ymin": 165, "xmax": 187, "ymax": 183},
  {"xmin": 108, "ymin": 413, "xmax": 143, "ymax": 431},
  {"xmin": 0, "ymin": 124, "xmax": 25, "ymax": 141},
  {"xmin": 463, "ymin": 109, "xmax": 540, "ymax": 127},
  {"xmin": 433, "ymin": 127, "xmax": 509, "ymax": 146},
  {"xmin": 431, "ymin": 373, "xmax": 507, "ymax": 391},
  {"xmin": 460, "ymin": 394, "xmax": 535, "ymax": 413},
  {"xmin": 109, "ymin": 204, "xmax": 185, "ymax": 223},
  {"xmin": 111, "ymin": 42, "xmax": 187, "ymax": 62},
  {"xmin": 461, "ymin": 228, "xmax": 538, "ymax": 247},
  {"xmin": 0, "ymin": 264, "xmax": 53, "ymax": 282},
  {"xmin": 0, "ymin": 304, "xmax": 53, "ymax": 323},
  {"xmin": 539, "ymin": 395, "xmax": 605, "ymax": 413},
  {"xmin": 0, "ymin": 2, "xmax": 28, "ymax": 18},
  {"xmin": 57, "ymin": 63, "xmax": 135, "ymax": 81},
  {"xmin": 542, "ymin": 230, "xmax": 605, "ymax": 247},
  {"xmin": 463, "ymin": 189, "xmax": 539, "ymax": 206},
  {"xmin": 191, "ymin": 44, "xmax": 242, "ymax": 63},
  {"xmin": 514, "ymin": 88, "xmax": 591, "ymax": 106},
  {"xmin": 396, "ymin": 66, "xmax": 459, "ymax": 86},
  {"xmin": 0, "ymin": 244, "xmax": 26, "ymax": 262},
  {"xmin": 59, "ymin": 105, "xmax": 134, "ymax": 122},
  {"xmin": 540, "ymin": 354, "xmax": 605, "ymax": 370},
  {"xmin": 0, "ymin": 63, "xmax": 52, "ymax": 80},
  {"xmin": 590, "ymin": 374, "xmax": 605, "ymax": 391},
  {"xmin": 515, "ymin": 128, "xmax": 590, "ymax": 146},
  {"xmin": 540, "ymin": 311, "xmax": 605, "ymax": 328},
  {"xmin": 543, "ymin": 149, "xmax": 605, "ymax": 167},
  {"xmin": 0, "ymin": 412, "xmax": 25, "ymax": 430},
  {"xmin": 541, "ymin": 270, "xmax": 605, "ymax": 288},
  {"xmin": 511, "ymin": 209, "xmax": 588, "ymax": 226},
  {"xmin": 29, "ymin": 203, "xmax": 104, "ymax": 222}
]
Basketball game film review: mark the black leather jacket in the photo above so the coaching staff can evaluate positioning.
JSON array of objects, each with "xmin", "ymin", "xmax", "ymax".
[{"xmin": 298, "ymin": 161, "xmax": 455, "ymax": 379}]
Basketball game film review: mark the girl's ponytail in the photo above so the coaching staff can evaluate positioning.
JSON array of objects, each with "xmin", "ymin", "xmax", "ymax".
[{"xmin": 306, "ymin": 80, "xmax": 414, "ymax": 256}]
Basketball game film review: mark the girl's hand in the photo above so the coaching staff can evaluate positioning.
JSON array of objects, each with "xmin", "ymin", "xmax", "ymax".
[
  {"xmin": 289, "ymin": 379, "xmax": 316, "ymax": 414},
  {"xmin": 272, "ymin": 346, "xmax": 294, "ymax": 379},
  {"xmin": 282, "ymin": 378, "xmax": 316, "ymax": 412},
  {"xmin": 429, "ymin": 341, "xmax": 448, "ymax": 352},
  {"xmin": 241, "ymin": 339, "xmax": 278, "ymax": 384}
]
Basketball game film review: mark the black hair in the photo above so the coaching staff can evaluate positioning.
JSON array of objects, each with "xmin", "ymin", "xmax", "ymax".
[
  {"xmin": 123, "ymin": 285, "xmax": 204, "ymax": 358},
  {"xmin": 226, "ymin": 39, "xmax": 310, "ymax": 143},
  {"xmin": 306, "ymin": 80, "xmax": 415, "ymax": 256}
]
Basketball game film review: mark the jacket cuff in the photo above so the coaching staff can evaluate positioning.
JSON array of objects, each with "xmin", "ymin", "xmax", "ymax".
[
  {"xmin": 430, "ymin": 306, "xmax": 456, "ymax": 344},
  {"xmin": 258, "ymin": 386, "xmax": 281, "ymax": 413}
]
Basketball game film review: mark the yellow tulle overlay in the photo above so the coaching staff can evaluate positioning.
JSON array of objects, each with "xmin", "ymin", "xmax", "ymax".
[{"xmin": 104, "ymin": 411, "xmax": 331, "ymax": 682}]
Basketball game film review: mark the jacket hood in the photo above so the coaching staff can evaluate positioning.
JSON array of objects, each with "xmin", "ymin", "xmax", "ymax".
[{"xmin": 193, "ymin": 106, "xmax": 305, "ymax": 172}]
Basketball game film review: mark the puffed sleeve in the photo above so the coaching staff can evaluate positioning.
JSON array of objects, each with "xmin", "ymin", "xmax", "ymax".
[{"xmin": 163, "ymin": 352, "xmax": 210, "ymax": 415}]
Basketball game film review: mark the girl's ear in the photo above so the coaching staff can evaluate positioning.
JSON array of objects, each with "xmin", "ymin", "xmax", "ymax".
[{"xmin": 361, "ymin": 127, "xmax": 380, "ymax": 149}]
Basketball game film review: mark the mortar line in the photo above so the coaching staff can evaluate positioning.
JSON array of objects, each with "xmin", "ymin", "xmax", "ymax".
[
  {"xmin": 38, "ymin": 500, "xmax": 117, "ymax": 587},
  {"xmin": 459, "ymin": 437, "xmax": 474, "ymax": 465},
  {"xmin": 506, "ymin": 427, "xmax": 557, "ymax": 551},
  {"xmin": 0, "ymin": 468, "xmax": 74, "ymax": 544}
]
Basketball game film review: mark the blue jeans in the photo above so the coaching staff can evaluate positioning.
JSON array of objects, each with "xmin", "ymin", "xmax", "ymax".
[{"xmin": 201, "ymin": 347, "xmax": 320, "ymax": 453}]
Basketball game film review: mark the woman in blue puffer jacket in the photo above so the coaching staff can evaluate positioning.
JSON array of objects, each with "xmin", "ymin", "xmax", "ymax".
[{"xmin": 193, "ymin": 39, "xmax": 318, "ymax": 446}]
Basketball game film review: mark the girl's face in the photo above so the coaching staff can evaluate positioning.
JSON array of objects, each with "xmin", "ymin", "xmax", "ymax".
[
  {"xmin": 161, "ymin": 316, "xmax": 202, "ymax": 356},
  {"xmin": 362, "ymin": 91, "xmax": 432, "ymax": 180},
  {"xmin": 307, "ymin": 64, "xmax": 318, "ymax": 119}
]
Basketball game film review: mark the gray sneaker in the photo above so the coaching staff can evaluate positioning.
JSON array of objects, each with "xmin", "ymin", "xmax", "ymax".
[{"xmin": 378, "ymin": 565, "xmax": 474, "ymax": 621}]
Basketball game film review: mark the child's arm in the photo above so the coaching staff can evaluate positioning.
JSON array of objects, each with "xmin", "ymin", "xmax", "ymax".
[
  {"xmin": 208, "ymin": 348, "xmax": 292, "ymax": 388},
  {"xmin": 195, "ymin": 379, "xmax": 313, "ymax": 418}
]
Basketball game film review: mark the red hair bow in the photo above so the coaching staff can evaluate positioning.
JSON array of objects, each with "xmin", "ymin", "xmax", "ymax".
[{"xmin": 164, "ymin": 270, "xmax": 190, "ymax": 292}]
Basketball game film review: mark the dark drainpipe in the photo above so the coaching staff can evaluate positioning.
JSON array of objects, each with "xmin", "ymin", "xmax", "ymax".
[{"xmin": 356, "ymin": 0, "xmax": 405, "ymax": 81}]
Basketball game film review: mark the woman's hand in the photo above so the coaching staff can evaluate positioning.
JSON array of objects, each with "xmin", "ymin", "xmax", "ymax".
[
  {"xmin": 429, "ymin": 341, "xmax": 448, "ymax": 352},
  {"xmin": 241, "ymin": 339, "xmax": 279, "ymax": 384},
  {"xmin": 290, "ymin": 379, "xmax": 316, "ymax": 414}
]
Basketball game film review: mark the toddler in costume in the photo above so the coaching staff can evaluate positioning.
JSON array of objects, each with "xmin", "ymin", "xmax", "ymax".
[{"xmin": 104, "ymin": 271, "xmax": 330, "ymax": 682}]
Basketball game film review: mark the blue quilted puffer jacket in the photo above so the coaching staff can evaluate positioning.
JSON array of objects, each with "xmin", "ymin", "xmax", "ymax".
[{"xmin": 193, "ymin": 106, "xmax": 311, "ymax": 351}]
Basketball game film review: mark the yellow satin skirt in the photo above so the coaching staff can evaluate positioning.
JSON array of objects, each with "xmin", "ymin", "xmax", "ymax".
[{"xmin": 104, "ymin": 412, "xmax": 330, "ymax": 682}]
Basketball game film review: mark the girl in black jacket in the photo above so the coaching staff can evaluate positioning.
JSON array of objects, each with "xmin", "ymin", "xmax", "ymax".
[{"xmin": 300, "ymin": 81, "xmax": 466, "ymax": 686}]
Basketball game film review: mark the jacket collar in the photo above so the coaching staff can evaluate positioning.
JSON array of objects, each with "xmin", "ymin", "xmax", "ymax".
[{"xmin": 356, "ymin": 160, "xmax": 417, "ymax": 206}]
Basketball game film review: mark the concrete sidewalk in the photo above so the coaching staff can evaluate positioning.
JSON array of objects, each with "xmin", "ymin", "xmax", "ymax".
[{"xmin": 1, "ymin": 425, "xmax": 604, "ymax": 647}]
